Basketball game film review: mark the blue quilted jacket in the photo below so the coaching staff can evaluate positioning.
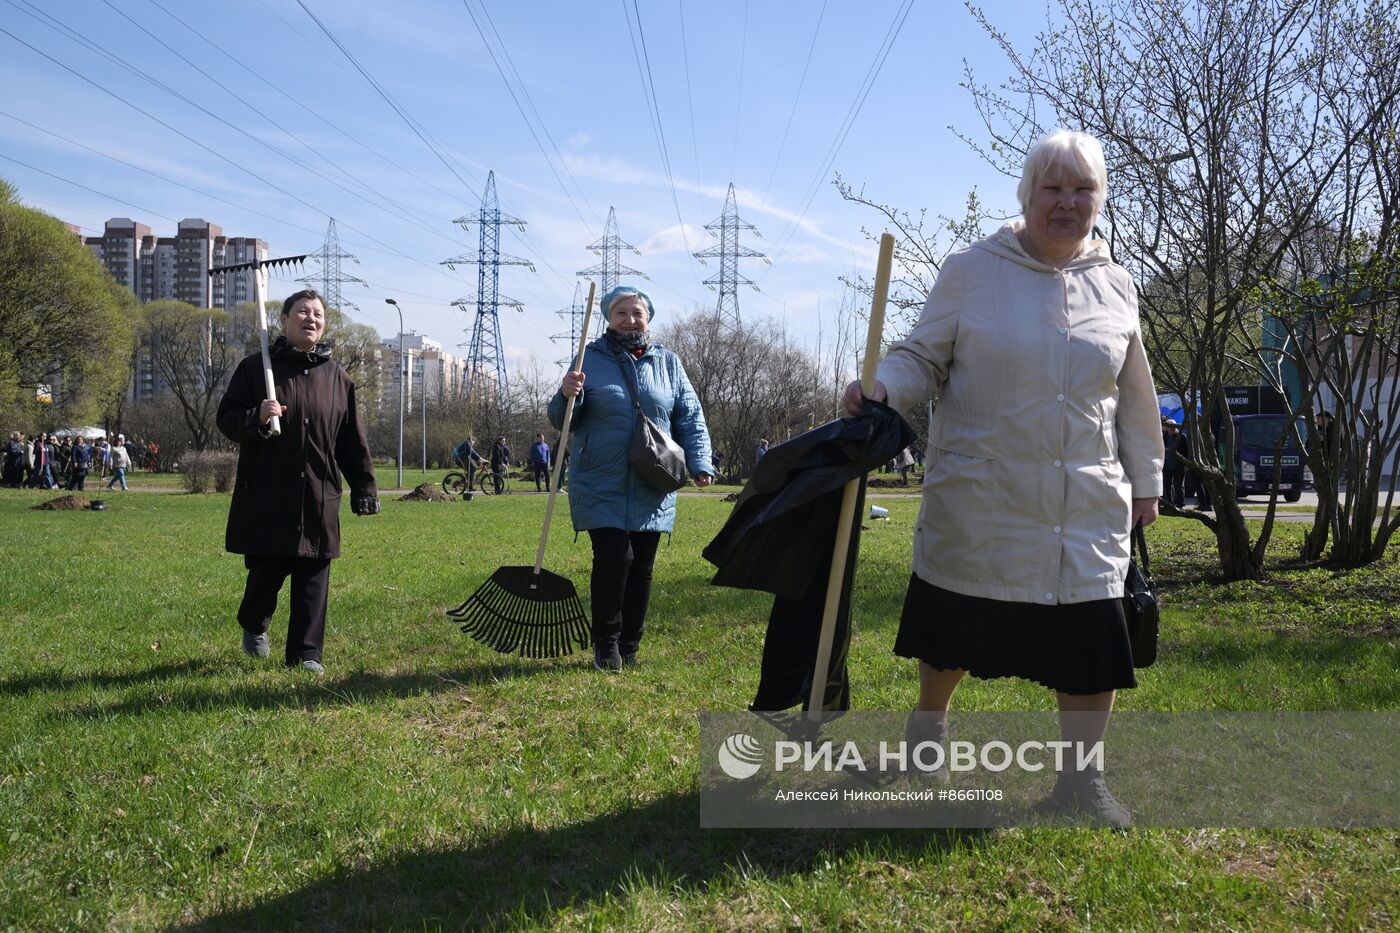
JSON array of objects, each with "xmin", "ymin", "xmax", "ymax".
[{"xmin": 547, "ymin": 336, "xmax": 714, "ymax": 533}]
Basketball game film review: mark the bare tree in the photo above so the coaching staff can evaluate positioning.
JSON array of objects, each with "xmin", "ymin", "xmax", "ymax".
[{"xmin": 141, "ymin": 300, "xmax": 249, "ymax": 451}]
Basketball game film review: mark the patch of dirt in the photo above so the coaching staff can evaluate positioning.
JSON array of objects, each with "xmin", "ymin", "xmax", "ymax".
[
  {"xmin": 400, "ymin": 483, "xmax": 454, "ymax": 502},
  {"xmin": 31, "ymin": 494, "xmax": 91, "ymax": 511},
  {"xmin": 867, "ymin": 476, "xmax": 919, "ymax": 489}
]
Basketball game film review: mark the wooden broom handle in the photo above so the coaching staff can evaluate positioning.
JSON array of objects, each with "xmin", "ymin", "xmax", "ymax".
[
  {"xmin": 533, "ymin": 282, "xmax": 596, "ymax": 580},
  {"xmin": 808, "ymin": 232, "xmax": 895, "ymax": 717}
]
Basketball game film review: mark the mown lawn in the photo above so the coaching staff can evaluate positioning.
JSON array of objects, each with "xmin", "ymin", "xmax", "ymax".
[{"xmin": 0, "ymin": 487, "xmax": 1396, "ymax": 930}]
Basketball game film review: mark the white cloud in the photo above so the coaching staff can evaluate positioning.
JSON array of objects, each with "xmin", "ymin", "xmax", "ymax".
[
  {"xmin": 567, "ymin": 131, "xmax": 592, "ymax": 148},
  {"xmin": 638, "ymin": 223, "xmax": 707, "ymax": 255}
]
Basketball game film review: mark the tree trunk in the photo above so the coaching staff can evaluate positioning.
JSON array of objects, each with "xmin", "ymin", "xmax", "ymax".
[{"xmin": 1207, "ymin": 476, "xmax": 1265, "ymax": 580}]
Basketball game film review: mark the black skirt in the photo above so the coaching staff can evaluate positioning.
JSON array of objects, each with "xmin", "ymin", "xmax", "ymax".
[{"xmin": 893, "ymin": 574, "xmax": 1137, "ymax": 695}]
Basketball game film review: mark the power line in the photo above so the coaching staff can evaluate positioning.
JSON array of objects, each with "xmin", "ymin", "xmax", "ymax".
[
  {"xmin": 8, "ymin": 0, "xmax": 461, "ymax": 250},
  {"xmin": 676, "ymin": 1, "xmax": 704, "ymax": 211},
  {"xmin": 146, "ymin": 0, "xmax": 467, "ymax": 208},
  {"xmin": 730, "ymin": 0, "xmax": 749, "ymax": 182},
  {"xmin": 762, "ymin": 0, "xmax": 915, "ymax": 269},
  {"xmin": 0, "ymin": 152, "xmax": 178, "ymax": 222},
  {"xmin": 758, "ymin": 0, "xmax": 829, "ymax": 213},
  {"xmin": 621, "ymin": 0, "xmax": 704, "ymax": 287},
  {"xmin": 461, "ymin": 0, "xmax": 600, "ymax": 229},
  {"xmin": 294, "ymin": 0, "xmax": 483, "ymax": 202}
]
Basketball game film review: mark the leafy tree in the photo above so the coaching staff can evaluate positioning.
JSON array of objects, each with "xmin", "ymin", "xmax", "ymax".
[{"xmin": 0, "ymin": 178, "xmax": 136, "ymax": 427}]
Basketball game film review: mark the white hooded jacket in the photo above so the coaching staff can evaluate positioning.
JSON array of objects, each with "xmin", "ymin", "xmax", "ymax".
[{"xmin": 878, "ymin": 222, "xmax": 1164, "ymax": 605}]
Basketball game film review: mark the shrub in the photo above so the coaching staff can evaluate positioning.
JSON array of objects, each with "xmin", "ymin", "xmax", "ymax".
[{"xmin": 180, "ymin": 450, "xmax": 238, "ymax": 493}]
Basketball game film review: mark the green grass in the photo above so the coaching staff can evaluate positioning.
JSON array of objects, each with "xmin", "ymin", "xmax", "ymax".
[{"xmin": 0, "ymin": 488, "xmax": 1395, "ymax": 930}]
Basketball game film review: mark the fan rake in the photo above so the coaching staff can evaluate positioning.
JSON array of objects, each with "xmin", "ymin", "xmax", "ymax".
[{"xmin": 447, "ymin": 282, "xmax": 597, "ymax": 658}]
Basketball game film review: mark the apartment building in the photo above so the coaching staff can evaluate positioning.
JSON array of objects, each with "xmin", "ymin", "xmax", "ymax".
[{"xmin": 82, "ymin": 217, "xmax": 268, "ymax": 401}]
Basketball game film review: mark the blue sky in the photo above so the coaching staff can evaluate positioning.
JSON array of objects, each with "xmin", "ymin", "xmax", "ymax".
[{"xmin": 0, "ymin": 0, "xmax": 1047, "ymax": 370}]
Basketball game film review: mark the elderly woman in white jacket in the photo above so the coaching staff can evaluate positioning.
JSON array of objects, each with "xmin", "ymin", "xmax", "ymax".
[{"xmin": 845, "ymin": 129, "xmax": 1163, "ymax": 827}]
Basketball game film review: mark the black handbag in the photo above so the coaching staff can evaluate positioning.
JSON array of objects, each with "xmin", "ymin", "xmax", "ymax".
[
  {"xmin": 1122, "ymin": 522, "xmax": 1159, "ymax": 668},
  {"xmin": 617, "ymin": 359, "xmax": 688, "ymax": 493}
]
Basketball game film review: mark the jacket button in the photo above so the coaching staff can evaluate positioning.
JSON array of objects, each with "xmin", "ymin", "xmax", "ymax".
[
  {"xmin": 1053, "ymin": 525, "xmax": 1062, "ymax": 534},
  {"xmin": 300, "ymin": 471, "xmax": 305, "ymax": 478},
  {"xmin": 1044, "ymin": 592, "xmax": 1055, "ymax": 602},
  {"xmin": 1053, "ymin": 459, "xmax": 1063, "ymax": 467},
  {"xmin": 1056, "ymin": 394, "xmax": 1065, "ymax": 402},
  {"xmin": 1058, "ymin": 327, "xmax": 1068, "ymax": 335}
]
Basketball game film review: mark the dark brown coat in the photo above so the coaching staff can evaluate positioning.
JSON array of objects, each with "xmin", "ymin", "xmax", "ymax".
[{"xmin": 217, "ymin": 338, "xmax": 377, "ymax": 559}]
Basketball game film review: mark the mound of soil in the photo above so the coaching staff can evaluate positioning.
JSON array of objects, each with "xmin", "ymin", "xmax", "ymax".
[
  {"xmin": 32, "ymin": 494, "xmax": 91, "ymax": 511},
  {"xmin": 400, "ymin": 483, "xmax": 454, "ymax": 502}
]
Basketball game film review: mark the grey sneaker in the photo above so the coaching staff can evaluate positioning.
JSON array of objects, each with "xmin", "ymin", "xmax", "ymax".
[
  {"xmin": 242, "ymin": 631, "xmax": 270, "ymax": 659},
  {"xmin": 905, "ymin": 710, "xmax": 951, "ymax": 783},
  {"xmin": 593, "ymin": 644, "xmax": 622, "ymax": 673},
  {"xmin": 298, "ymin": 659, "xmax": 326, "ymax": 675},
  {"xmin": 1033, "ymin": 769, "xmax": 1132, "ymax": 828}
]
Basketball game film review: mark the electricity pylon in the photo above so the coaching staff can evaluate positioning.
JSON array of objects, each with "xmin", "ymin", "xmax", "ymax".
[
  {"xmin": 300, "ymin": 218, "xmax": 367, "ymax": 313},
  {"xmin": 441, "ymin": 171, "xmax": 534, "ymax": 415},
  {"xmin": 693, "ymin": 182, "xmax": 769, "ymax": 326},
  {"xmin": 578, "ymin": 206, "xmax": 645, "ymax": 335}
]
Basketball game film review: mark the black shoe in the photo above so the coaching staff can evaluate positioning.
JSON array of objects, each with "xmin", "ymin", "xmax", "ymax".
[
  {"xmin": 906, "ymin": 709, "xmax": 950, "ymax": 782},
  {"xmin": 593, "ymin": 644, "xmax": 622, "ymax": 673},
  {"xmin": 621, "ymin": 654, "xmax": 639, "ymax": 669},
  {"xmin": 1032, "ymin": 769, "xmax": 1132, "ymax": 828}
]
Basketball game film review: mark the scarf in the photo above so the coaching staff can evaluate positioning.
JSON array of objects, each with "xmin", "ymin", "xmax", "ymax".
[{"xmin": 605, "ymin": 328, "xmax": 652, "ymax": 358}]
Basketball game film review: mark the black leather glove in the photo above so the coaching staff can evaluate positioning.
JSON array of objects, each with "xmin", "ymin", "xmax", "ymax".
[{"xmin": 352, "ymin": 495, "xmax": 380, "ymax": 516}]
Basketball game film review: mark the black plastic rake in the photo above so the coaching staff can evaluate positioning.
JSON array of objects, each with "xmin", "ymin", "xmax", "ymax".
[
  {"xmin": 447, "ymin": 283, "xmax": 597, "ymax": 659},
  {"xmin": 209, "ymin": 254, "xmax": 308, "ymax": 437}
]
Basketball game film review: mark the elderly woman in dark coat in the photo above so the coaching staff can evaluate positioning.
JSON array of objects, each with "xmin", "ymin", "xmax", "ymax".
[{"xmin": 217, "ymin": 288, "xmax": 378, "ymax": 673}]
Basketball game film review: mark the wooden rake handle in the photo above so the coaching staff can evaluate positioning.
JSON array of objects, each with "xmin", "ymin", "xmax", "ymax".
[
  {"xmin": 532, "ymin": 282, "xmax": 596, "ymax": 582},
  {"xmin": 807, "ymin": 232, "xmax": 895, "ymax": 717},
  {"xmin": 254, "ymin": 267, "xmax": 281, "ymax": 437}
]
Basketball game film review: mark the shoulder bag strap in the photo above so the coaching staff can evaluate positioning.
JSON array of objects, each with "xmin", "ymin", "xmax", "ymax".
[{"xmin": 1133, "ymin": 521, "xmax": 1151, "ymax": 579}]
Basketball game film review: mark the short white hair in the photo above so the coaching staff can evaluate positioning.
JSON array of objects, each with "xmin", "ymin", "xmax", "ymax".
[{"xmin": 1016, "ymin": 130, "xmax": 1108, "ymax": 214}]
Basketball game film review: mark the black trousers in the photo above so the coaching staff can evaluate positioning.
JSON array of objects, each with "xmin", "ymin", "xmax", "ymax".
[
  {"xmin": 1164, "ymin": 467, "xmax": 1185, "ymax": 507},
  {"xmin": 587, "ymin": 528, "xmax": 661, "ymax": 657},
  {"xmin": 66, "ymin": 468, "xmax": 88, "ymax": 490},
  {"xmin": 531, "ymin": 463, "xmax": 550, "ymax": 491},
  {"xmin": 237, "ymin": 555, "xmax": 332, "ymax": 664}
]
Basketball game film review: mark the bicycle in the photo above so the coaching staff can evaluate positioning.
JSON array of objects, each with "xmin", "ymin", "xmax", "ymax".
[
  {"xmin": 475, "ymin": 464, "xmax": 511, "ymax": 495},
  {"xmin": 441, "ymin": 453, "xmax": 479, "ymax": 497}
]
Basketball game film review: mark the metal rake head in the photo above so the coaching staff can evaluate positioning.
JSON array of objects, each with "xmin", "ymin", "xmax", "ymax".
[{"xmin": 208, "ymin": 254, "xmax": 309, "ymax": 278}]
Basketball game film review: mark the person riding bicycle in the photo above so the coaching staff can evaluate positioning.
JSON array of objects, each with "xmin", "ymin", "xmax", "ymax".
[{"xmin": 453, "ymin": 436, "xmax": 485, "ymax": 491}]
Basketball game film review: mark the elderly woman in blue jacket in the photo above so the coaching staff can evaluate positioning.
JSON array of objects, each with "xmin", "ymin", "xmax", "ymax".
[{"xmin": 549, "ymin": 285, "xmax": 715, "ymax": 672}]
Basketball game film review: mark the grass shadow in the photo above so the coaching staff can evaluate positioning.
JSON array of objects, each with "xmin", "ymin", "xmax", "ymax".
[
  {"xmin": 50, "ymin": 660, "xmax": 557, "ymax": 721},
  {"xmin": 183, "ymin": 790, "xmax": 988, "ymax": 930},
  {"xmin": 0, "ymin": 657, "xmax": 224, "ymax": 696}
]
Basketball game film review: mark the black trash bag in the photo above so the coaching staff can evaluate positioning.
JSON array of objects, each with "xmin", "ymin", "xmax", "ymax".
[{"xmin": 702, "ymin": 400, "xmax": 916, "ymax": 712}]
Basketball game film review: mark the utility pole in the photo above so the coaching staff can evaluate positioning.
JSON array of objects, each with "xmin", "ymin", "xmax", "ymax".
[
  {"xmin": 385, "ymin": 298, "xmax": 404, "ymax": 490},
  {"xmin": 693, "ymin": 183, "xmax": 769, "ymax": 326}
]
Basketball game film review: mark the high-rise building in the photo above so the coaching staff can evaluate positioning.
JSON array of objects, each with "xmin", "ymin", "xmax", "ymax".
[
  {"xmin": 81, "ymin": 217, "xmax": 269, "ymax": 401},
  {"xmin": 381, "ymin": 332, "xmax": 466, "ymax": 411},
  {"xmin": 86, "ymin": 217, "xmax": 267, "ymax": 311}
]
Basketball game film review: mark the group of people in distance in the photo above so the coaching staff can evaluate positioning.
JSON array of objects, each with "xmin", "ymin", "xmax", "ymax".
[
  {"xmin": 217, "ymin": 129, "xmax": 1161, "ymax": 826},
  {"xmin": 3, "ymin": 431, "xmax": 137, "ymax": 491}
]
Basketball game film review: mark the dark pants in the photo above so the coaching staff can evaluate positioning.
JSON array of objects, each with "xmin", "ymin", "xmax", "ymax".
[
  {"xmin": 67, "ymin": 468, "xmax": 88, "ymax": 490},
  {"xmin": 531, "ymin": 463, "xmax": 550, "ymax": 491},
  {"xmin": 237, "ymin": 555, "xmax": 332, "ymax": 664},
  {"xmin": 587, "ymin": 528, "xmax": 661, "ymax": 658},
  {"xmin": 1164, "ymin": 466, "xmax": 1185, "ymax": 507}
]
